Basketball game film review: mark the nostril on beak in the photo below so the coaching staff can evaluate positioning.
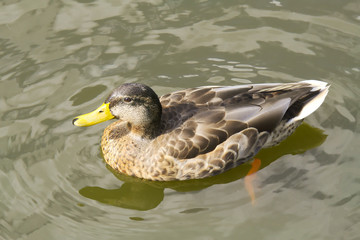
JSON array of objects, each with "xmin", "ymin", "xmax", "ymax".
[{"xmin": 72, "ymin": 118, "xmax": 79, "ymax": 125}]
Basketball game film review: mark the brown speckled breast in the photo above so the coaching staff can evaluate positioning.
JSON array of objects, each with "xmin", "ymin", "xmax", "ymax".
[{"xmin": 101, "ymin": 121, "xmax": 142, "ymax": 177}]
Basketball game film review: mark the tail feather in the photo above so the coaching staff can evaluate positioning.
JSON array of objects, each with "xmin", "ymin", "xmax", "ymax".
[{"xmin": 287, "ymin": 80, "xmax": 329, "ymax": 123}]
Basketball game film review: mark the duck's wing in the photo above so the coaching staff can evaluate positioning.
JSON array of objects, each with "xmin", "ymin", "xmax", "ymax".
[
  {"xmin": 159, "ymin": 84, "xmax": 256, "ymax": 132},
  {"xmin": 155, "ymin": 81, "xmax": 329, "ymax": 160}
]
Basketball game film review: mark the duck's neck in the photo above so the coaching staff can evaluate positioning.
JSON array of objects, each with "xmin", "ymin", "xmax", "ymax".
[
  {"xmin": 130, "ymin": 120, "xmax": 161, "ymax": 139},
  {"xmin": 129, "ymin": 102, "xmax": 162, "ymax": 139}
]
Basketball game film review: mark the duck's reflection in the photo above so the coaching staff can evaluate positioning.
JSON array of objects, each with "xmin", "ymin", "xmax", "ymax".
[{"xmin": 79, "ymin": 123, "xmax": 327, "ymax": 210}]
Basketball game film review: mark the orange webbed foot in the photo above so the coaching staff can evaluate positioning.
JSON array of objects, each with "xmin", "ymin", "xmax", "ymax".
[{"xmin": 244, "ymin": 158, "xmax": 261, "ymax": 205}]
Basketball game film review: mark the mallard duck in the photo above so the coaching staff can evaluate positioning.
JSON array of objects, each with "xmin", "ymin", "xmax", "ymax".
[{"xmin": 73, "ymin": 80, "xmax": 329, "ymax": 181}]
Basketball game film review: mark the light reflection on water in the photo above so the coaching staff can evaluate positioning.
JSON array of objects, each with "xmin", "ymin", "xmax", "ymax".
[{"xmin": 0, "ymin": 1, "xmax": 359, "ymax": 240}]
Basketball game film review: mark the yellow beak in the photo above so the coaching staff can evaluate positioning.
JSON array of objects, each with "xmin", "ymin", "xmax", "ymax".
[{"xmin": 72, "ymin": 103, "xmax": 115, "ymax": 127}]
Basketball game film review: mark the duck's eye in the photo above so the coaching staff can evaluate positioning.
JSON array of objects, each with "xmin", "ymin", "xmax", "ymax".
[
  {"xmin": 99, "ymin": 110, "xmax": 104, "ymax": 113},
  {"xmin": 123, "ymin": 97, "xmax": 133, "ymax": 103}
]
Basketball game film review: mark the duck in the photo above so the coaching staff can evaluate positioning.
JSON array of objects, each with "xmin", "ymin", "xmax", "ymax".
[{"xmin": 73, "ymin": 80, "xmax": 329, "ymax": 181}]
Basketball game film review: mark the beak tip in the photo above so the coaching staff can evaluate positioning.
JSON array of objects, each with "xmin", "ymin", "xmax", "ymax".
[{"xmin": 72, "ymin": 117, "xmax": 79, "ymax": 126}]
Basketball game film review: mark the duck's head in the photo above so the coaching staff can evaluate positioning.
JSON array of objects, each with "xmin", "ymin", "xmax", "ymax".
[{"xmin": 72, "ymin": 83, "xmax": 162, "ymax": 136}]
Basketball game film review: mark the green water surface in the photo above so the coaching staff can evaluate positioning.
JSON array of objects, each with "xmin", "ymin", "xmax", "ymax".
[{"xmin": 1, "ymin": 1, "xmax": 359, "ymax": 240}]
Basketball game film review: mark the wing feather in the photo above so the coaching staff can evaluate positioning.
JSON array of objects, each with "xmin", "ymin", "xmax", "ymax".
[{"xmin": 154, "ymin": 82, "xmax": 319, "ymax": 160}]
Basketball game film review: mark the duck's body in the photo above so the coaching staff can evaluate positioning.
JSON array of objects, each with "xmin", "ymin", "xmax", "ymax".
[{"xmin": 73, "ymin": 80, "xmax": 329, "ymax": 181}]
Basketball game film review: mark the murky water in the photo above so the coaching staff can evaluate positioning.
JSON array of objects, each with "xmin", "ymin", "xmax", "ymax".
[{"xmin": 1, "ymin": 1, "xmax": 359, "ymax": 239}]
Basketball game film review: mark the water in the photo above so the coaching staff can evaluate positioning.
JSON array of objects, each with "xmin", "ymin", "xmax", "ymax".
[{"xmin": 1, "ymin": 1, "xmax": 359, "ymax": 239}]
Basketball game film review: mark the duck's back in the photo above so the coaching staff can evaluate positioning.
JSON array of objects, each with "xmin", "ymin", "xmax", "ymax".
[{"xmin": 159, "ymin": 80, "xmax": 328, "ymax": 139}]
